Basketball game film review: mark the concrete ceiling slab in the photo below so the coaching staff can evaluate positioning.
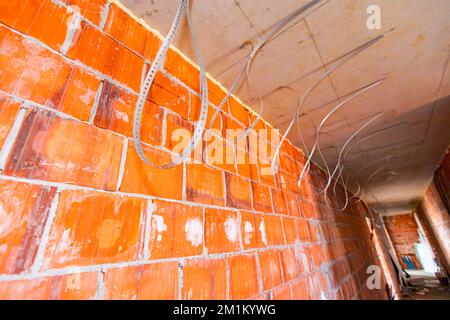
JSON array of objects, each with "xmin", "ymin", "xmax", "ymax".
[{"xmin": 122, "ymin": 0, "xmax": 450, "ymax": 213}]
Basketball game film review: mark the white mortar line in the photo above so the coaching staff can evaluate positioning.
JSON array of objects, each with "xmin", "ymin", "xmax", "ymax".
[
  {"xmin": 222, "ymin": 171, "xmax": 227, "ymax": 206},
  {"xmin": 0, "ymin": 108, "xmax": 26, "ymax": 170},
  {"xmin": 177, "ymin": 259, "xmax": 184, "ymax": 300},
  {"xmin": 89, "ymin": 80, "xmax": 104, "ymax": 124},
  {"xmin": 116, "ymin": 138, "xmax": 128, "ymax": 191},
  {"xmin": 277, "ymin": 249, "xmax": 286, "ymax": 283},
  {"xmin": 99, "ymin": 1, "xmax": 111, "ymax": 30},
  {"xmin": 225, "ymin": 257, "xmax": 230, "ymax": 300},
  {"xmin": 140, "ymin": 61, "xmax": 149, "ymax": 92},
  {"xmin": 202, "ymin": 207, "xmax": 208, "ymax": 256},
  {"xmin": 160, "ymin": 108, "xmax": 167, "ymax": 147},
  {"xmin": 182, "ymin": 160, "xmax": 187, "ymax": 201},
  {"xmin": 60, "ymin": 12, "xmax": 82, "ymax": 55},
  {"xmin": 143, "ymin": 200, "xmax": 155, "ymax": 260},
  {"xmin": 280, "ymin": 215, "xmax": 287, "ymax": 245},
  {"xmin": 94, "ymin": 270, "xmax": 105, "ymax": 300},
  {"xmin": 30, "ymin": 191, "xmax": 60, "ymax": 273},
  {"xmin": 237, "ymin": 211, "xmax": 244, "ymax": 252},
  {"xmin": 255, "ymin": 251, "xmax": 264, "ymax": 294}
]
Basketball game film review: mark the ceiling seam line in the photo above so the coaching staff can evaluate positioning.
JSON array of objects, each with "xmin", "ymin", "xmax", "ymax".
[
  {"xmin": 303, "ymin": 19, "xmax": 341, "ymax": 103},
  {"xmin": 302, "ymin": 18, "xmax": 345, "ymax": 163},
  {"xmin": 233, "ymin": 0, "xmax": 262, "ymax": 40}
]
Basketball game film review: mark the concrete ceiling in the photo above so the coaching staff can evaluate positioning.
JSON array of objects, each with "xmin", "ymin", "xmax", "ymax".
[{"xmin": 122, "ymin": 0, "xmax": 450, "ymax": 213}]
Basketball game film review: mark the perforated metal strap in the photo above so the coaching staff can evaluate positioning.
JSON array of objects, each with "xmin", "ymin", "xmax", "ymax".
[
  {"xmin": 132, "ymin": 0, "xmax": 208, "ymax": 169},
  {"xmin": 319, "ymin": 98, "xmax": 384, "ymax": 200}
]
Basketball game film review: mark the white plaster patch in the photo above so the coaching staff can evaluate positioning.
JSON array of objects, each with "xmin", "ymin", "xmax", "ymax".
[
  {"xmin": 152, "ymin": 214, "xmax": 167, "ymax": 242},
  {"xmin": 280, "ymin": 174, "xmax": 287, "ymax": 189},
  {"xmin": 184, "ymin": 218, "xmax": 203, "ymax": 247},
  {"xmin": 224, "ymin": 216, "xmax": 238, "ymax": 243},
  {"xmin": 114, "ymin": 110, "xmax": 129, "ymax": 122},
  {"xmin": 244, "ymin": 221, "xmax": 253, "ymax": 245},
  {"xmin": 259, "ymin": 220, "xmax": 268, "ymax": 245},
  {"xmin": 78, "ymin": 87, "xmax": 96, "ymax": 105},
  {"xmin": 61, "ymin": 9, "xmax": 82, "ymax": 54}
]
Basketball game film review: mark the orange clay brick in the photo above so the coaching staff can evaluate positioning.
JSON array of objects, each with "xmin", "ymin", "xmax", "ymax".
[
  {"xmin": 225, "ymin": 173, "xmax": 252, "ymax": 210},
  {"xmin": 278, "ymin": 152, "xmax": 293, "ymax": 175},
  {"xmin": 249, "ymin": 161, "xmax": 260, "ymax": 183},
  {"xmin": 204, "ymin": 136, "xmax": 236, "ymax": 173},
  {"xmin": 148, "ymin": 200, "xmax": 203, "ymax": 259},
  {"xmin": 0, "ymin": 180, "xmax": 56, "ymax": 274},
  {"xmin": 0, "ymin": 26, "xmax": 101, "ymax": 121},
  {"xmin": 308, "ymin": 221, "xmax": 322, "ymax": 243},
  {"xmin": 263, "ymin": 215, "xmax": 284, "ymax": 245},
  {"xmin": 320, "ymin": 223, "xmax": 330, "ymax": 241},
  {"xmin": 252, "ymin": 183, "xmax": 273, "ymax": 213},
  {"xmin": 258, "ymin": 249, "xmax": 283, "ymax": 290},
  {"xmin": 66, "ymin": 0, "xmax": 108, "ymax": 25},
  {"xmin": 259, "ymin": 164, "xmax": 276, "ymax": 187},
  {"xmin": 4, "ymin": 109, "xmax": 123, "ymax": 190},
  {"xmin": 0, "ymin": 0, "xmax": 72, "ymax": 51},
  {"xmin": 228, "ymin": 254, "xmax": 260, "ymax": 299},
  {"xmin": 295, "ymin": 246, "xmax": 311, "ymax": 275},
  {"xmin": 189, "ymin": 94, "xmax": 222, "ymax": 131},
  {"xmin": 271, "ymin": 283, "xmax": 292, "ymax": 300},
  {"xmin": 120, "ymin": 142, "xmax": 183, "ymax": 200},
  {"xmin": 0, "ymin": 272, "xmax": 98, "ymax": 300},
  {"xmin": 186, "ymin": 164, "xmax": 224, "ymax": 206},
  {"xmin": 165, "ymin": 112, "xmax": 194, "ymax": 150},
  {"xmin": 248, "ymin": 112, "xmax": 264, "ymax": 131},
  {"xmin": 234, "ymin": 148, "xmax": 259, "ymax": 182},
  {"xmin": 271, "ymin": 189, "xmax": 288, "ymax": 215},
  {"xmin": 240, "ymin": 211, "xmax": 264, "ymax": 249},
  {"xmin": 223, "ymin": 113, "xmax": 244, "ymax": 134},
  {"xmin": 278, "ymin": 173, "xmax": 300, "ymax": 195},
  {"xmin": 285, "ymin": 192, "xmax": 301, "ymax": 217},
  {"xmin": 282, "ymin": 216, "xmax": 298, "ymax": 244},
  {"xmin": 182, "ymin": 258, "xmax": 227, "ymax": 300},
  {"xmin": 251, "ymin": 292, "xmax": 271, "ymax": 300},
  {"xmin": 150, "ymin": 72, "xmax": 189, "ymax": 120},
  {"xmin": 68, "ymin": 21, "xmax": 144, "ymax": 92},
  {"xmin": 309, "ymin": 244, "xmax": 325, "ymax": 269},
  {"xmin": 165, "ymin": 48, "xmax": 200, "ymax": 92},
  {"xmin": 229, "ymin": 96, "xmax": 249, "ymax": 127},
  {"xmin": 204, "ymin": 208, "xmax": 241, "ymax": 254},
  {"xmin": 103, "ymin": 3, "xmax": 147, "ymax": 56},
  {"xmin": 94, "ymin": 81, "xmax": 163, "ymax": 146},
  {"xmin": 42, "ymin": 190, "xmax": 145, "ymax": 269},
  {"xmin": 144, "ymin": 28, "xmax": 161, "ymax": 61},
  {"xmin": 299, "ymin": 200, "xmax": 317, "ymax": 219},
  {"xmin": 297, "ymin": 219, "xmax": 311, "ymax": 242},
  {"xmin": 206, "ymin": 78, "xmax": 227, "ymax": 108},
  {"xmin": 292, "ymin": 277, "xmax": 309, "ymax": 300},
  {"xmin": 103, "ymin": 262, "xmax": 179, "ymax": 299},
  {"xmin": 279, "ymin": 248, "xmax": 299, "ymax": 281},
  {"xmin": 0, "ymin": 94, "xmax": 21, "ymax": 148},
  {"xmin": 299, "ymin": 177, "xmax": 315, "ymax": 202}
]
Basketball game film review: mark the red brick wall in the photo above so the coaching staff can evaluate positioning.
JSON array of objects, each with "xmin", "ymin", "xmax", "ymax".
[
  {"xmin": 0, "ymin": 0, "xmax": 387, "ymax": 300},
  {"xmin": 383, "ymin": 214, "xmax": 422, "ymax": 269},
  {"xmin": 416, "ymin": 150, "xmax": 450, "ymax": 271}
]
